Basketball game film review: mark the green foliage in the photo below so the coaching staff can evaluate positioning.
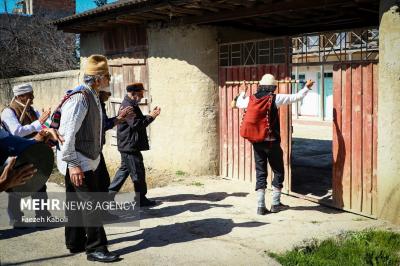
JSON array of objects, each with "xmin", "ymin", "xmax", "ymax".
[{"xmin": 269, "ymin": 230, "xmax": 400, "ymax": 266}]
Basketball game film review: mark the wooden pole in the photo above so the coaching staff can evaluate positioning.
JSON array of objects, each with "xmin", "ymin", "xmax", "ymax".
[
  {"xmin": 19, "ymin": 98, "xmax": 32, "ymax": 123},
  {"xmin": 320, "ymin": 65, "xmax": 325, "ymax": 121},
  {"xmin": 225, "ymin": 79, "xmax": 305, "ymax": 85}
]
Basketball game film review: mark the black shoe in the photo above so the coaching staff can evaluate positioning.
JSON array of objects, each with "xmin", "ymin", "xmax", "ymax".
[
  {"xmin": 87, "ymin": 251, "xmax": 120, "ymax": 262},
  {"xmin": 139, "ymin": 198, "xmax": 157, "ymax": 207},
  {"xmin": 12, "ymin": 222, "xmax": 30, "ymax": 229},
  {"xmin": 69, "ymin": 247, "xmax": 85, "ymax": 254},
  {"xmin": 270, "ymin": 203, "xmax": 289, "ymax": 213},
  {"xmin": 257, "ymin": 207, "xmax": 269, "ymax": 215},
  {"xmin": 11, "ymin": 219, "xmax": 30, "ymax": 229}
]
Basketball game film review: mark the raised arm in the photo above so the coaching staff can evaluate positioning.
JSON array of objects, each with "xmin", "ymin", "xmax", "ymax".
[{"xmin": 275, "ymin": 80, "xmax": 314, "ymax": 108}]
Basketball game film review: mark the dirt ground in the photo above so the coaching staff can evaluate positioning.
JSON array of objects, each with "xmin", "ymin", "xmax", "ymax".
[
  {"xmin": 48, "ymin": 163, "xmax": 179, "ymax": 193},
  {"xmin": 1, "ymin": 176, "xmax": 398, "ymax": 266}
]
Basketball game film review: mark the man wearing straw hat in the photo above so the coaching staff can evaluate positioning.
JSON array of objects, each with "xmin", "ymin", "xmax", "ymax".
[
  {"xmin": 1, "ymin": 83, "xmax": 52, "ymax": 227},
  {"xmin": 56, "ymin": 54, "xmax": 119, "ymax": 262},
  {"xmin": 236, "ymin": 74, "xmax": 314, "ymax": 215}
]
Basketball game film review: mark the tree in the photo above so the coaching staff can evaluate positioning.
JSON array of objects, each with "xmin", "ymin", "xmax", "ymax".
[
  {"xmin": 94, "ymin": 0, "xmax": 108, "ymax": 7},
  {"xmin": 0, "ymin": 11, "xmax": 79, "ymax": 79}
]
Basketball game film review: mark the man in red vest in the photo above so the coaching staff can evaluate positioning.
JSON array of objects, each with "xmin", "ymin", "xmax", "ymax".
[{"xmin": 236, "ymin": 74, "xmax": 314, "ymax": 215}]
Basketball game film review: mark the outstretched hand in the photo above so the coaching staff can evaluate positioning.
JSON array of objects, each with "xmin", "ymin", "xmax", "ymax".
[
  {"xmin": 305, "ymin": 79, "xmax": 314, "ymax": 89},
  {"xmin": 34, "ymin": 128, "xmax": 64, "ymax": 145}
]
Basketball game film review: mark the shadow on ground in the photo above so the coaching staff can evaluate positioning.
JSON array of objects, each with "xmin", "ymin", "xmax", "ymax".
[
  {"xmin": 0, "ymin": 226, "xmax": 60, "ymax": 240},
  {"xmin": 152, "ymin": 192, "xmax": 249, "ymax": 202},
  {"xmin": 291, "ymin": 138, "xmax": 332, "ymax": 198},
  {"xmin": 110, "ymin": 218, "xmax": 268, "ymax": 256},
  {"xmin": 2, "ymin": 254, "xmax": 75, "ymax": 266},
  {"xmin": 141, "ymin": 202, "xmax": 233, "ymax": 220}
]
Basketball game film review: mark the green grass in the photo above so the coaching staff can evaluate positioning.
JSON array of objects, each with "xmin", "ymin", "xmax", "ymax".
[
  {"xmin": 175, "ymin": 170, "xmax": 186, "ymax": 176},
  {"xmin": 269, "ymin": 230, "xmax": 400, "ymax": 266},
  {"xmin": 188, "ymin": 181, "xmax": 204, "ymax": 187}
]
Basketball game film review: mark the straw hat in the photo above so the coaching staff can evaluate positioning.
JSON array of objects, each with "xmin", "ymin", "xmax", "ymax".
[{"xmin": 84, "ymin": 55, "xmax": 109, "ymax": 76}]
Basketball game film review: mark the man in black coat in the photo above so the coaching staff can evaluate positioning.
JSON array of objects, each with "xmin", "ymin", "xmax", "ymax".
[{"xmin": 108, "ymin": 83, "xmax": 161, "ymax": 207}]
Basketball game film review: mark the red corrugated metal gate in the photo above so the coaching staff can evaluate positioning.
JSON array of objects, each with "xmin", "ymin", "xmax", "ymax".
[
  {"xmin": 332, "ymin": 63, "xmax": 378, "ymax": 216},
  {"xmin": 218, "ymin": 38, "xmax": 378, "ymax": 217}
]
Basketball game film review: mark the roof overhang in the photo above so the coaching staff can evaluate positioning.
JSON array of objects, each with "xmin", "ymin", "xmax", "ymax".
[{"xmin": 54, "ymin": 0, "xmax": 379, "ymax": 35}]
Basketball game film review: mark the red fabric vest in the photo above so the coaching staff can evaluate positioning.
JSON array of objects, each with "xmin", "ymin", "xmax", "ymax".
[{"xmin": 240, "ymin": 95, "xmax": 273, "ymax": 143}]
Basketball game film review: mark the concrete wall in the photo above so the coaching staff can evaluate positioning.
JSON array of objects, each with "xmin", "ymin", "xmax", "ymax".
[
  {"xmin": 377, "ymin": 0, "xmax": 400, "ymax": 225},
  {"xmin": 146, "ymin": 25, "xmax": 219, "ymax": 175},
  {"xmin": 0, "ymin": 70, "xmax": 80, "ymax": 111}
]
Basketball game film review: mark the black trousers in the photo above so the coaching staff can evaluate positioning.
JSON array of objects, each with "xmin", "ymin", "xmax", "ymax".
[
  {"xmin": 65, "ymin": 169, "xmax": 108, "ymax": 253},
  {"xmin": 108, "ymin": 151, "xmax": 147, "ymax": 199},
  {"xmin": 95, "ymin": 153, "xmax": 111, "ymax": 193},
  {"xmin": 8, "ymin": 184, "xmax": 49, "ymax": 221},
  {"xmin": 253, "ymin": 141, "xmax": 285, "ymax": 191}
]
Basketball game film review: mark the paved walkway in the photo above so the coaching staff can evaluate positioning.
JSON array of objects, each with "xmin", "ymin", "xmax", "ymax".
[{"xmin": 0, "ymin": 177, "xmax": 397, "ymax": 265}]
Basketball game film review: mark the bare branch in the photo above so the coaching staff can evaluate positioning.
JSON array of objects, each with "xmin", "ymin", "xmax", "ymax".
[{"xmin": 0, "ymin": 7, "xmax": 79, "ymax": 79}]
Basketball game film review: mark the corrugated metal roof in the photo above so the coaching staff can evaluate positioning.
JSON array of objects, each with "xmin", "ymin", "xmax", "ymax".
[{"xmin": 54, "ymin": 0, "xmax": 150, "ymax": 25}]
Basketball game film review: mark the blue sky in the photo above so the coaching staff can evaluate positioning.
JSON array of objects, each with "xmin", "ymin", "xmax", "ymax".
[{"xmin": 0, "ymin": 0, "xmax": 117, "ymax": 14}]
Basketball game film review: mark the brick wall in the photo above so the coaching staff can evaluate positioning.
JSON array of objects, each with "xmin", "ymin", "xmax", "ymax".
[{"xmin": 33, "ymin": 0, "xmax": 75, "ymax": 18}]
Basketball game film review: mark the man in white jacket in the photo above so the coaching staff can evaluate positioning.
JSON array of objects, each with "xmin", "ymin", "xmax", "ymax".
[{"xmin": 236, "ymin": 74, "xmax": 314, "ymax": 215}]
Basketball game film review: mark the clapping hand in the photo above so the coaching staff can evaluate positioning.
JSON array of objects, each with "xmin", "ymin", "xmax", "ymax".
[
  {"xmin": 149, "ymin": 106, "xmax": 161, "ymax": 119},
  {"xmin": 39, "ymin": 108, "xmax": 51, "ymax": 125},
  {"xmin": 0, "ymin": 157, "xmax": 37, "ymax": 192},
  {"xmin": 116, "ymin": 106, "xmax": 135, "ymax": 125},
  {"xmin": 118, "ymin": 106, "xmax": 135, "ymax": 119}
]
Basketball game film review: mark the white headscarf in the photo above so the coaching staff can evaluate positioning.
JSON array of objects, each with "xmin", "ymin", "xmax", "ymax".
[{"xmin": 13, "ymin": 83, "xmax": 33, "ymax": 96}]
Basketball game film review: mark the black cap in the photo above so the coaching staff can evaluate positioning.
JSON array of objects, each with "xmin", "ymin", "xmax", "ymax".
[{"xmin": 126, "ymin": 83, "xmax": 145, "ymax": 92}]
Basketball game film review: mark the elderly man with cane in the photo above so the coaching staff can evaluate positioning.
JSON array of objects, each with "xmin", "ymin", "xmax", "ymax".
[{"xmin": 235, "ymin": 74, "xmax": 314, "ymax": 215}]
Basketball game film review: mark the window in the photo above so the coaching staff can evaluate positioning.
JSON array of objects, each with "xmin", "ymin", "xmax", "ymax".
[{"xmin": 219, "ymin": 38, "xmax": 286, "ymax": 67}]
